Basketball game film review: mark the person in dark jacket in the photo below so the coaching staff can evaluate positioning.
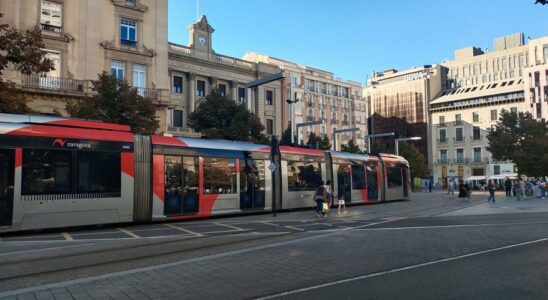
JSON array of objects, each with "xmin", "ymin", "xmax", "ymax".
[
  {"xmin": 505, "ymin": 178, "xmax": 512, "ymax": 197},
  {"xmin": 458, "ymin": 181, "xmax": 470, "ymax": 200}
]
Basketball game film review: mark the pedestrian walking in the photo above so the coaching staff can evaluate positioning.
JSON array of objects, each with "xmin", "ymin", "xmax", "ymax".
[
  {"xmin": 504, "ymin": 178, "xmax": 512, "ymax": 197},
  {"xmin": 313, "ymin": 181, "xmax": 327, "ymax": 217},
  {"xmin": 337, "ymin": 187, "xmax": 347, "ymax": 214},
  {"xmin": 447, "ymin": 179, "xmax": 455, "ymax": 198},
  {"xmin": 458, "ymin": 181, "xmax": 470, "ymax": 201},
  {"xmin": 487, "ymin": 180, "xmax": 496, "ymax": 203},
  {"xmin": 324, "ymin": 180, "xmax": 334, "ymax": 208},
  {"xmin": 428, "ymin": 181, "xmax": 432, "ymax": 193},
  {"xmin": 519, "ymin": 178, "xmax": 526, "ymax": 200},
  {"xmin": 514, "ymin": 180, "xmax": 522, "ymax": 201}
]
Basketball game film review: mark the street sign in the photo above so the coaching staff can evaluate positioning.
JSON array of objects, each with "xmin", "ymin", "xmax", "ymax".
[{"xmin": 268, "ymin": 162, "xmax": 277, "ymax": 172}]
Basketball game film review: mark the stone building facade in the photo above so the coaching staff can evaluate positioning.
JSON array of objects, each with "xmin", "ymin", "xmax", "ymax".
[
  {"xmin": 165, "ymin": 17, "xmax": 282, "ymax": 137},
  {"xmin": 243, "ymin": 52, "xmax": 367, "ymax": 150},
  {"xmin": 0, "ymin": 0, "xmax": 171, "ymax": 128}
]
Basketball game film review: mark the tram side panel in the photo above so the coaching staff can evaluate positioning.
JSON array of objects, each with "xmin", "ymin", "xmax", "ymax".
[
  {"xmin": 7, "ymin": 137, "xmax": 134, "ymax": 232},
  {"xmin": 280, "ymin": 158, "xmax": 326, "ymax": 210}
]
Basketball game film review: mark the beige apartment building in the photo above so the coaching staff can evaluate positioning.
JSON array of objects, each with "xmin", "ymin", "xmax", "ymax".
[
  {"xmin": 0, "ymin": 0, "xmax": 171, "ymax": 128},
  {"xmin": 243, "ymin": 52, "xmax": 367, "ymax": 150},
  {"xmin": 166, "ymin": 17, "xmax": 282, "ymax": 137},
  {"xmin": 363, "ymin": 65, "xmax": 444, "ymax": 170},
  {"xmin": 0, "ymin": 1, "xmax": 282, "ymax": 137},
  {"xmin": 431, "ymin": 33, "xmax": 548, "ymax": 185}
]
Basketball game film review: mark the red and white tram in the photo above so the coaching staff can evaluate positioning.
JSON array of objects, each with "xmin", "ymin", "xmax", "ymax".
[{"xmin": 0, "ymin": 114, "xmax": 410, "ymax": 232}]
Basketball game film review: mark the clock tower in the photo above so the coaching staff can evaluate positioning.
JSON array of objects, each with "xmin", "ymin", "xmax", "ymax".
[{"xmin": 189, "ymin": 15, "xmax": 214, "ymax": 55}]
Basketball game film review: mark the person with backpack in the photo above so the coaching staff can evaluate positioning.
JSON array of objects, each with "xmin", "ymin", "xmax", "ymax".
[
  {"xmin": 324, "ymin": 180, "xmax": 334, "ymax": 208},
  {"xmin": 313, "ymin": 181, "xmax": 327, "ymax": 217},
  {"xmin": 487, "ymin": 180, "xmax": 496, "ymax": 203}
]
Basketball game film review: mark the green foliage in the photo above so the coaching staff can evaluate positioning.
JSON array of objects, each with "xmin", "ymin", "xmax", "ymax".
[
  {"xmin": 487, "ymin": 110, "xmax": 548, "ymax": 177},
  {"xmin": 66, "ymin": 72, "xmax": 159, "ymax": 135},
  {"xmin": 306, "ymin": 132, "xmax": 320, "ymax": 149},
  {"xmin": 319, "ymin": 135, "xmax": 331, "ymax": 150},
  {"xmin": 280, "ymin": 123, "xmax": 293, "ymax": 146},
  {"xmin": 398, "ymin": 142, "xmax": 429, "ymax": 179},
  {"xmin": 188, "ymin": 89, "xmax": 267, "ymax": 143},
  {"xmin": 0, "ymin": 16, "xmax": 53, "ymax": 113},
  {"xmin": 370, "ymin": 141, "xmax": 388, "ymax": 154},
  {"xmin": 340, "ymin": 139, "xmax": 362, "ymax": 153}
]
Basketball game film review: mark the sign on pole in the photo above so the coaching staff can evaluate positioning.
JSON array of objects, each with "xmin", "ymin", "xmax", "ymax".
[{"xmin": 268, "ymin": 162, "xmax": 277, "ymax": 172}]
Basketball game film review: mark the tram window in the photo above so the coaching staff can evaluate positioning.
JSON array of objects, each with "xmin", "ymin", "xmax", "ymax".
[
  {"xmin": 287, "ymin": 160, "xmax": 322, "ymax": 191},
  {"xmin": 22, "ymin": 149, "xmax": 72, "ymax": 195},
  {"xmin": 351, "ymin": 165, "xmax": 366, "ymax": 190},
  {"xmin": 240, "ymin": 159, "xmax": 266, "ymax": 191},
  {"xmin": 387, "ymin": 167, "xmax": 403, "ymax": 187},
  {"xmin": 77, "ymin": 151, "xmax": 121, "ymax": 194},
  {"xmin": 203, "ymin": 158, "xmax": 237, "ymax": 194}
]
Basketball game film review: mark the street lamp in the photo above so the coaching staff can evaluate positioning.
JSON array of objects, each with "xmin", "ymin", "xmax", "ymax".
[
  {"xmin": 296, "ymin": 119, "xmax": 324, "ymax": 146},
  {"xmin": 333, "ymin": 127, "xmax": 360, "ymax": 151},
  {"xmin": 395, "ymin": 136, "xmax": 422, "ymax": 156},
  {"xmin": 364, "ymin": 132, "xmax": 395, "ymax": 153},
  {"xmin": 286, "ymin": 92, "xmax": 299, "ymax": 144}
]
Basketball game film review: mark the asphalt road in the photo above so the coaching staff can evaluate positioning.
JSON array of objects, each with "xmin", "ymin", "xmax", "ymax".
[{"xmin": 1, "ymin": 192, "xmax": 548, "ymax": 300}]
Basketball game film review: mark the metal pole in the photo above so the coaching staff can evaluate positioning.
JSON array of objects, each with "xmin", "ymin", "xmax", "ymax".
[
  {"xmin": 395, "ymin": 140, "xmax": 399, "ymax": 155},
  {"xmin": 333, "ymin": 131, "xmax": 337, "ymax": 151},
  {"xmin": 289, "ymin": 101, "xmax": 294, "ymax": 144}
]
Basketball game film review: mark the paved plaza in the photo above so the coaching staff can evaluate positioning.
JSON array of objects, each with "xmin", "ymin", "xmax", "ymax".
[{"xmin": 1, "ymin": 192, "xmax": 548, "ymax": 300}]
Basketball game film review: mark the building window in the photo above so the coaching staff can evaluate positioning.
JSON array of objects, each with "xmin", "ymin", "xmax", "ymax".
[
  {"xmin": 439, "ymin": 129, "xmax": 447, "ymax": 143},
  {"xmin": 238, "ymin": 87, "xmax": 245, "ymax": 102},
  {"xmin": 456, "ymin": 149, "xmax": 465, "ymax": 164},
  {"xmin": 266, "ymin": 119, "xmax": 274, "ymax": 135},
  {"xmin": 132, "ymin": 64, "xmax": 146, "ymax": 96},
  {"xmin": 472, "ymin": 112, "xmax": 479, "ymax": 123},
  {"xmin": 40, "ymin": 0, "xmax": 62, "ymax": 32},
  {"xmin": 172, "ymin": 75, "xmax": 183, "ymax": 94},
  {"xmin": 171, "ymin": 109, "xmax": 183, "ymax": 128},
  {"xmin": 218, "ymin": 84, "xmax": 226, "ymax": 96},
  {"xmin": 494, "ymin": 165, "xmax": 501, "ymax": 175},
  {"xmin": 110, "ymin": 61, "xmax": 124, "ymax": 80},
  {"xmin": 266, "ymin": 90, "xmax": 273, "ymax": 105},
  {"xmin": 196, "ymin": 80, "xmax": 205, "ymax": 97},
  {"xmin": 455, "ymin": 128, "xmax": 463, "ymax": 141},
  {"xmin": 510, "ymin": 107, "xmax": 518, "ymax": 115},
  {"xmin": 473, "ymin": 126, "xmax": 481, "ymax": 140},
  {"xmin": 120, "ymin": 18, "xmax": 137, "ymax": 47},
  {"xmin": 491, "ymin": 109, "xmax": 497, "ymax": 121},
  {"xmin": 440, "ymin": 150, "xmax": 448, "ymax": 164},
  {"xmin": 439, "ymin": 116, "xmax": 445, "ymax": 126},
  {"xmin": 474, "ymin": 148, "xmax": 481, "ymax": 162},
  {"xmin": 455, "ymin": 113, "xmax": 462, "ymax": 124}
]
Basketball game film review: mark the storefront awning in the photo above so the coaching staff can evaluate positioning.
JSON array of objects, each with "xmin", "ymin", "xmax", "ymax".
[
  {"xmin": 487, "ymin": 173, "xmax": 518, "ymax": 180},
  {"xmin": 465, "ymin": 176, "xmax": 486, "ymax": 181}
]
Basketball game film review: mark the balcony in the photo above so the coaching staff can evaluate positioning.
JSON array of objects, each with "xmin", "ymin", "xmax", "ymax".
[
  {"xmin": 22, "ymin": 75, "xmax": 87, "ymax": 93},
  {"xmin": 307, "ymin": 101, "xmax": 314, "ymax": 107},
  {"xmin": 167, "ymin": 126, "xmax": 201, "ymax": 137},
  {"xmin": 453, "ymin": 137, "xmax": 466, "ymax": 144},
  {"xmin": 470, "ymin": 157, "xmax": 484, "ymax": 164},
  {"xmin": 436, "ymin": 159, "xmax": 449, "ymax": 165},
  {"xmin": 306, "ymin": 116, "xmax": 315, "ymax": 122},
  {"xmin": 454, "ymin": 158, "xmax": 469, "ymax": 164},
  {"xmin": 342, "ymin": 120, "xmax": 349, "ymax": 126},
  {"xmin": 438, "ymin": 123, "xmax": 446, "ymax": 127},
  {"xmin": 133, "ymin": 87, "xmax": 158, "ymax": 101},
  {"xmin": 437, "ymin": 138, "xmax": 448, "ymax": 145},
  {"xmin": 331, "ymin": 119, "xmax": 338, "ymax": 124},
  {"xmin": 470, "ymin": 135, "xmax": 484, "ymax": 143},
  {"xmin": 40, "ymin": 23, "xmax": 62, "ymax": 33},
  {"xmin": 120, "ymin": 39, "xmax": 137, "ymax": 47},
  {"xmin": 455, "ymin": 120, "xmax": 463, "ymax": 126}
]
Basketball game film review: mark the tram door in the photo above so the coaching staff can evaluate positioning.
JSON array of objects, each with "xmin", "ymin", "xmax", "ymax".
[
  {"xmin": 164, "ymin": 156, "xmax": 199, "ymax": 215},
  {"xmin": 336, "ymin": 164, "xmax": 351, "ymax": 203},
  {"xmin": 366, "ymin": 165, "xmax": 379, "ymax": 201},
  {"xmin": 402, "ymin": 168, "xmax": 409, "ymax": 197},
  {"xmin": 0, "ymin": 149, "xmax": 15, "ymax": 226},
  {"xmin": 240, "ymin": 159, "xmax": 265, "ymax": 210}
]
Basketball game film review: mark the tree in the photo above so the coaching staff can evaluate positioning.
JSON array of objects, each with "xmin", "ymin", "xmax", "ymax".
[
  {"xmin": 280, "ymin": 123, "xmax": 294, "ymax": 146},
  {"xmin": 487, "ymin": 110, "xmax": 548, "ymax": 177},
  {"xmin": 369, "ymin": 141, "xmax": 388, "ymax": 154},
  {"xmin": 66, "ymin": 72, "xmax": 159, "ymax": 134},
  {"xmin": 319, "ymin": 135, "xmax": 331, "ymax": 150},
  {"xmin": 0, "ymin": 15, "xmax": 53, "ymax": 113},
  {"xmin": 534, "ymin": 0, "xmax": 547, "ymax": 5},
  {"xmin": 341, "ymin": 139, "xmax": 361, "ymax": 153},
  {"xmin": 188, "ymin": 89, "xmax": 267, "ymax": 143},
  {"xmin": 306, "ymin": 132, "xmax": 320, "ymax": 149},
  {"xmin": 398, "ymin": 142, "xmax": 429, "ymax": 179}
]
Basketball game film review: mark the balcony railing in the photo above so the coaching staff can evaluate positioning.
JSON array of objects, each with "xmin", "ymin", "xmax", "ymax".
[
  {"xmin": 120, "ymin": 39, "xmax": 137, "ymax": 47},
  {"xmin": 40, "ymin": 23, "xmax": 62, "ymax": 33},
  {"xmin": 470, "ymin": 135, "xmax": 483, "ymax": 142},
  {"xmin": 437, "ymin": 138, "xmax": 448, "ymax": 144},
  {"xmin": 133, "ymin": 87, "xmax": 158, "ymax": 100},
  {"xmin": 22, "ymin": 75, "xmax": 87, "ymax": 93},
  {"xmin": 307, "ymin": 101, "xmax": 314, "ymax": 107},
  {"xmin": 436, "ymin": 159, "xmax": 449, "ymax": 165},
  {"xmin": 438, "ymin": 123, "xmax": 446, "ymax": 127},
  {"xmin": 306, "ymin": 116, "xmax": 315, "ymax": 122},
  {"xmin": 454, "ymin": 158, "xmax": 469, "ymax": 164},
  {"xmin": 342, "ymin": 121, "xmax": 349, "ymax": 126},
  {"xmin": 453, "ymin": 137, "xmax": 466, "ymax": 144},
  {"xmin": 331, "ymin": 119, "xmax": 338, "ymax": 124}
]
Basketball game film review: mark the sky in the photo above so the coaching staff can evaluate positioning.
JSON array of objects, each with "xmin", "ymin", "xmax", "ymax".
[{"xmin": 168, "ymin": 0, "xmax": 547, "ymax": 84}]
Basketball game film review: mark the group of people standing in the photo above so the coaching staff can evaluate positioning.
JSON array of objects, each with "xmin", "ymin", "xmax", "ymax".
[
  {"xmin": 504, "ymin": 178, "xmax": 547, "ymax": 201},
  {"xmin": 313, "ymin": 180, "xmax": 347, "ymax": 217},
  {"xmin": 446, "ymin": 180, "xmax": 472, "ymax": 200}
]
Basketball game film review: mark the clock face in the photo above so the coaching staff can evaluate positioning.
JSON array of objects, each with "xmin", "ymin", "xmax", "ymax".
[{"xmin": 198, "ymin": 36, "xmax": 206, "ymax": 45}]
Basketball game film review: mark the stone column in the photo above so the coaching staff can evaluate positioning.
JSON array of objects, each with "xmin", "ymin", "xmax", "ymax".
[{"xmin": 230, "ymin": 80, "xmax": 238, "ymax": 102}]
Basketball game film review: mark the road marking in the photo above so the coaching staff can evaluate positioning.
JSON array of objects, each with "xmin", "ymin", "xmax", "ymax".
[
  {"xmin": 61, "ymin": 232, "xmax": 74, "ymax": 241},
  {"xmin": 0, "ymin": 243, "xmax": 96, "ymax": 257},
  {"xmin": 165, "ymin": 224, "xmax": 204, "ymax": 237},
  {"xmin": 284, "ymin": 225, "xmax": 305, "ymax": 231},
  {"xmin": 355, "ymin": 221, "xmax": 548, "ymax": 231},
  {"xmin": 256, "ymin": 236, "xmax": 548, "ymax": 299},
  {"xmin": 117, "ymin": 228, "xmax": 140, "ymax": 238},
  {"xmin": 214, "ymin": 222, "xmax": 245, "ymax": 231},
  {"xmin": 261, "ymin": 221, "xmax": 280, "ymax": 227},
  {"xmin": 0, "ymin": 217, "xmax": 406, "ymax": 298}
]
